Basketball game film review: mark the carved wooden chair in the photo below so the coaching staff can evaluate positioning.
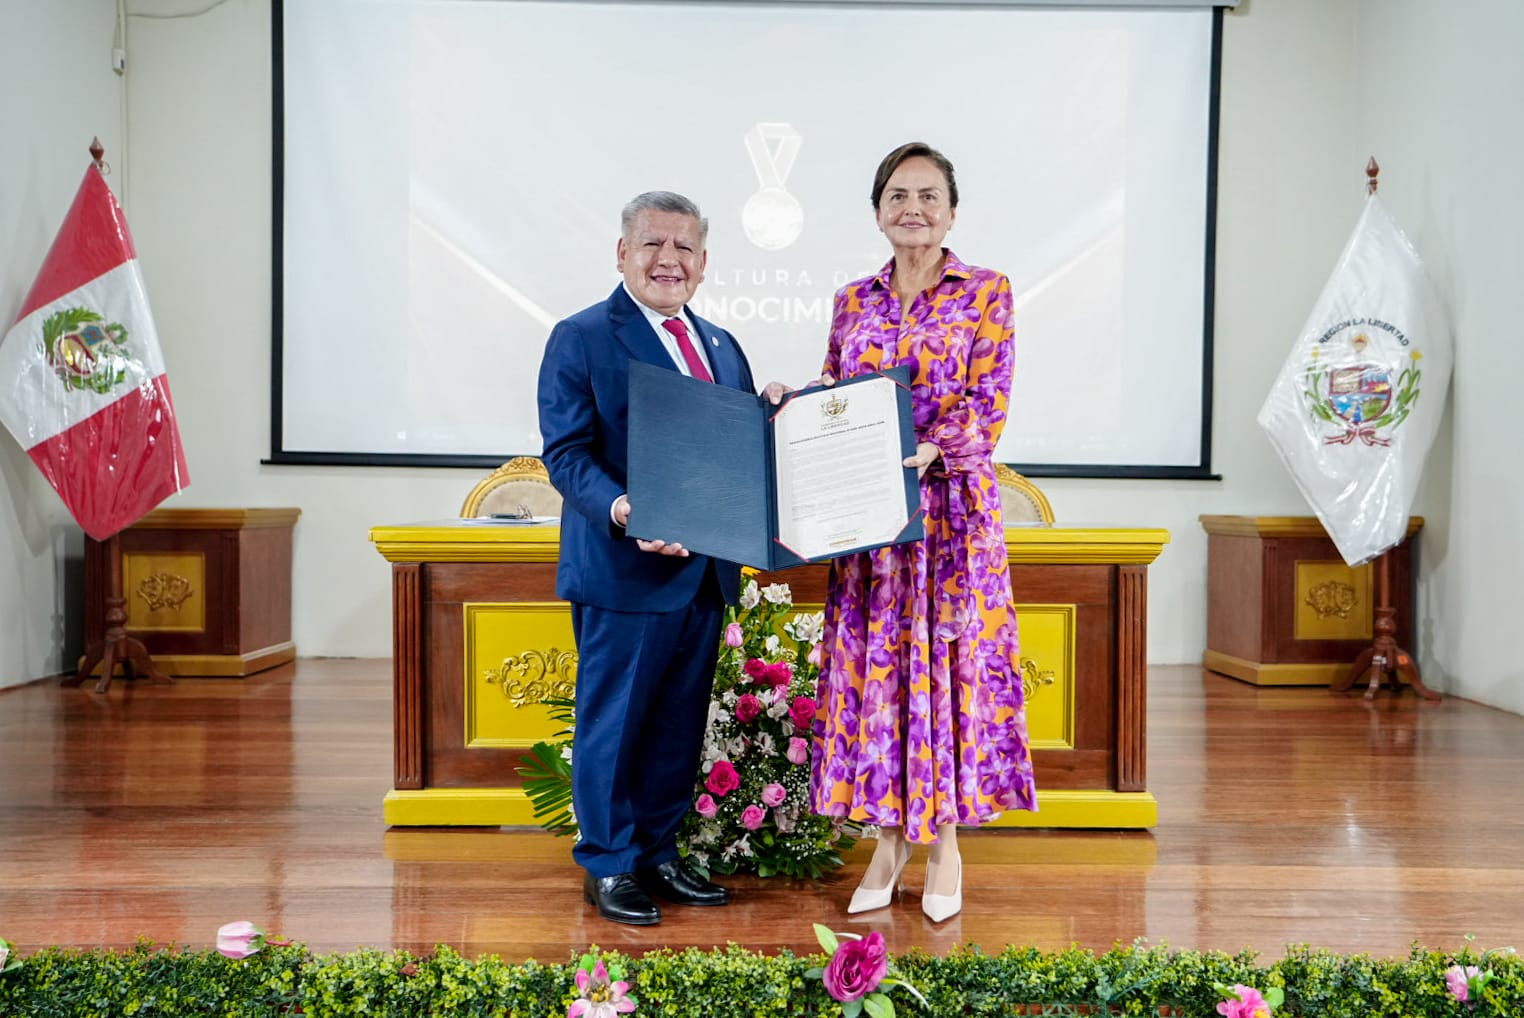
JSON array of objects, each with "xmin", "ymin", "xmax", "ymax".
[
  {"xmin": 994, "ymin": 465, "xmax": 1055, "ymax": 525},
  {"xmin": 460, "ymin": 456, "xmax": 563, "ymax": 518}
]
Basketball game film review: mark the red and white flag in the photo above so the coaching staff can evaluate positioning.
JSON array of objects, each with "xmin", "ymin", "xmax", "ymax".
[{"xmin": 0, "ymin": 163, "xmax": 188, "ymax": 540}]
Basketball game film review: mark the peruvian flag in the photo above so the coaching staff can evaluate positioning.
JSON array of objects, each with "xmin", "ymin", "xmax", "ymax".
[{"xmin": 0, "ymin": 162, "xmax": 188, "ymax": 540}]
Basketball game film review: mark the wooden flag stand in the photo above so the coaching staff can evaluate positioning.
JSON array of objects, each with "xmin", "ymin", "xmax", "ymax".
[
  {"xmin": 57, "ymin": 140, "xmax": 172, "ymax": 695},
  {"xmin": 1328, "ymin": 158, "xmax": 1439, "ymax": 704},
  {"xmin": 62, "ymin": 531, "xmax": 173, "ymax": 694}
]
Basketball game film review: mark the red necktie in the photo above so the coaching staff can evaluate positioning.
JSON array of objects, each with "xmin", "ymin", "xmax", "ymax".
[{"xmin": 662, "ymin": 316, "xmax": 713, "ymax": 383}]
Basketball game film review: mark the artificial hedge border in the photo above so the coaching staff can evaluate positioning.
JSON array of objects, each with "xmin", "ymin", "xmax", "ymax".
[{"xmin": 0, "ymin": 940, "xmax": 1519, "ymax": 1017}]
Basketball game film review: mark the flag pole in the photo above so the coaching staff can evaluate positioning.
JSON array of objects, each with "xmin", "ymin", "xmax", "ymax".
[
  {"xmin": 58, "ymin": 138, "xmax": 174, "ymax": 694},
  {"xmin": 1328, "ymin": 157, "xmax": 1440, "ymax": 703}
]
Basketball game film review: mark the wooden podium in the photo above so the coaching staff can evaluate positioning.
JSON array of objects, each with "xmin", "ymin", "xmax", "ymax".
[
  {"xmin": 1199, "ymin": 515, "xmax": 1421, "ymax": 686},
  {"xmin": 82, "ymin": 509, "xmax": 301, "ymax": 677},
  {"xmin": 370, "ymin": 521, "xmax": 1170, "ymax": 830}
]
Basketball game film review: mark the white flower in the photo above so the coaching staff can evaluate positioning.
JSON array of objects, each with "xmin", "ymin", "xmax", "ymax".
[
  {"xmin": 754, "ymin": 687, "xmax": 775, "ymax": 707},
  {"xmin": 764, "ymin": 634, "xmax": 782, "ymax": 658},
  {"xmin": 755, "ymin": 732, "xmax": 777, "ymax": 757},
  {"xmin": 722, "ymin": 834, "xmax": 754, "ymax": 861},
  {"xmin": 701, "ymin": 744, "xmax": 726, "ymax": 771},
  {"xmin": 767, "ymin": 697, "xmax": 792, "ymax": 720},
  {"xmin": 0, "ymin": 941, "xmax": 9, "ymax": 969},
  {"xmin": 726, "ymin": 735, "xmax": 748, "ymax": 759},
  {"xmin": 773, "ymin": 809, "xmax": 795, "ymax": 833},
  {"xmin": 707, "ymin": 700, "xmax": 726, "ymax": 728},
  {"xmin": 560, "ymin": 745, "xmax": 573, "ymax": 763},
  {"xmin": 786, "ymin": 611, "xmax": 825, "ymax": 645},
  {"xmin": 739, "ymin": 580, "xmax": 760, "ymax": 609},
  {"xmin": 761, "ymin": 582, "xmax": 791, "ymax": 605},
  {"xmin": 690, "ymin": 849, "xmax": 710, "ymax": 867}
]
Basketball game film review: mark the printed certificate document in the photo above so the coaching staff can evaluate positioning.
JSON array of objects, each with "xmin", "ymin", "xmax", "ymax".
[{"xmin": 626, "ymin": 362, "xmax": 923, "ymax": 569}]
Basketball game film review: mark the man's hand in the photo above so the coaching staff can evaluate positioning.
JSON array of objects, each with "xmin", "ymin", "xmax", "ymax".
[
  {"xmin": 617, "ymin": 495, "xmax": 690, "ymax": 555},
  {"xmin": 903, "ymin": 441, "xmax": 940, "ymax": 479}
]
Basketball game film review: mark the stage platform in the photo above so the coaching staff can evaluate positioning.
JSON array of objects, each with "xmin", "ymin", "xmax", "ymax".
[{"xmin": 0, "ymin": 660, "xmax": 1519, "ymax": 962}]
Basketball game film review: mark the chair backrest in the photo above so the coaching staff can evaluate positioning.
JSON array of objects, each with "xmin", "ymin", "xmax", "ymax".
[
  {"xmin": 460, "ymin": 456, "xmax": 563, "ymax": 518},
  {"xmin": 994, "ymin": 464, "xmax": 1055, "ymax": 525}
]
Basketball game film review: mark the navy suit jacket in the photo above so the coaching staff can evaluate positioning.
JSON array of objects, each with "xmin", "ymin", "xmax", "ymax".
[{"xmin": 537, "ymin": 285, "xmax": 755, "ymax": 613}]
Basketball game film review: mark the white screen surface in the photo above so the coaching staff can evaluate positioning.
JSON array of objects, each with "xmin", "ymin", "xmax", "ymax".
[{"xmin": 279, "ymin": 1, "xmax": 1215, "ymax": 472}]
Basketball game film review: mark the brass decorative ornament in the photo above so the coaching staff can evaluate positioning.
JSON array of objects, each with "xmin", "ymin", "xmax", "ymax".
[
  {"xmin": 135, "ymin": 572, "xmax": 195, "ymax": 613},
  {"xmin": 1305, "ymin": 579, "xmax": 1358, "ymax": 620},
  {"xmin": 1020, "ymin": 657, "xmax": 1056, "ymax": 701},
  {"xmin": 484, "ymin": 648, "xmax": 578, "ymax": 708}
]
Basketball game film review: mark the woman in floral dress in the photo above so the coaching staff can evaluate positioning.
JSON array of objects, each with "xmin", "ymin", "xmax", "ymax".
[{"xmin": 808, "ymin": 142, "xmax": 1038, "ymax": 923}]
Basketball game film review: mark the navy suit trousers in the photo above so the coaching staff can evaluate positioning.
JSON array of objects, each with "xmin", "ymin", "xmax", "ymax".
[{"xmin": 569, "ymin": 587, "xmax": 723, "ymax": 877}]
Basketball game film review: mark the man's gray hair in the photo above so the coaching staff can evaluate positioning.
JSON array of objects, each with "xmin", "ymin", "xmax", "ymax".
[{"xmin": 621, "ymin": 191, "xmax": 708, "ymax": 245}]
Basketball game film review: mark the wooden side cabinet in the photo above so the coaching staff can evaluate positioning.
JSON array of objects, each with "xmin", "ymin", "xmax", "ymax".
[
  {"xmin": 1199, "ymin": 514, "xmax": 1421, "ymax": 685},
  {"xmin": 83, "ymin": 508, "xmax": 301, "ymax": 677}
]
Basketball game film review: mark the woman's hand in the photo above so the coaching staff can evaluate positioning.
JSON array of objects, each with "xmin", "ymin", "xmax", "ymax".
[{"xmin": 903, "ymin": 441, "xmax": 940, "ymax": 479}]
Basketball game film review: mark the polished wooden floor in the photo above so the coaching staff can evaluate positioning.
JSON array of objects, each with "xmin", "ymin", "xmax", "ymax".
[{"xmin": 1, "ymin": 660, "xmax": 1521, "ymax": 962}]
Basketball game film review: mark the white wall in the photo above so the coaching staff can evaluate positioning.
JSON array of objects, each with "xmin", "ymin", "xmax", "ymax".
[
  {"xmin": 2, "ymin": 0, "xmax": 1517, "ymax": 714},
  {"xmin": 0, "ymin": 0, "xmax": 119, "ymax": 688},
  {"xmin": 1352, "ymin": 0, "xmax": 1524, "ymax": 713}
]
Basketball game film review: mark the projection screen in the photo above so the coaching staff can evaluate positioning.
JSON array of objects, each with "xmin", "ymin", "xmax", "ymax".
[{"xmin": 274, "ymin": 0, "xmax": 1222, "ymax": 476}]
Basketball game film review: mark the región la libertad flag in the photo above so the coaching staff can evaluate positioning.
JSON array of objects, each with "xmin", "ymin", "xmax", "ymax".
[
  {"xmin": 1257, "ymin": 191, "xmax": 1452, "ymax": 566},
  {"xmin": 0, "ymin": 162, "xmax": 188, "ymax": 539}
]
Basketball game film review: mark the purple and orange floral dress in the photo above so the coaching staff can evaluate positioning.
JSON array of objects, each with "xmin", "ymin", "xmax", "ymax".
[{"xmin": 809, "ymin": 250, "xmax": 1038, "ymax": 844}]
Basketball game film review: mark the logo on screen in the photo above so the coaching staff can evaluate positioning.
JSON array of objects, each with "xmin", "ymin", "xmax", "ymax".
[{"xmin": 742, "ymin": 123, "xmax": 803, "ymax": 251}]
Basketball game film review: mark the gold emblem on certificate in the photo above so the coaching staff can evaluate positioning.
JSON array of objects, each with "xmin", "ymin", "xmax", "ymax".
[{"xmin": 742, "ymin": 123, "xmax": 803, "ymax": 252}]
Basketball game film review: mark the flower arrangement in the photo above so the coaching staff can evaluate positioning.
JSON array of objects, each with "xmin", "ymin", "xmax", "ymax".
[
  {"xmin": 568, "ymin": 952, "xmax": 636, "ymax": 1017},
  {"xmin": 518, "ymin": 578, "xmax": 856, "ymax": 878},
  {"xmin": 678, "ymin": 578, "xmax": 855, "ymax": 878},
  {"xmin": 805, "ymin": 923, "xmax": 925, "ymax": 1018},
  {"xmin": 1213, "ymin": 981, "xmax": 1283, "ymax": 1018}
]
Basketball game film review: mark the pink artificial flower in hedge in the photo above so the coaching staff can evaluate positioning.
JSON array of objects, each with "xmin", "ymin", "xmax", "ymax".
[
  {"xmin": 1446, "ymin": 965, "xmax": 1481, "ymax": 1002},
  {"xmin": 790, "ymin": 696, "xmax": 816, "ymax": 730},
  {"xmin": 742, "ymin": 657, "xmax": 768, "ymax": 680},
  {"xmin": 215, "ymin": 921, "xmax": 265, "ymax": 959},
  {"xmin": 723, "ymin": 622, "xmax": 744, "ymax": 648},
  {"xmin": 761, "ymin": 782, "xmax": 787, "ymax": 807},
  {"xmin": 1216, "ymin": 984, "xmax": 1273, "ymax": 1018},
  {"xmin": 694, "ymin": 793, "xmax": 718, "ymax": 818},
  {"xmin": 568, "ymin": 958, "xmax": 636, "ymax": 1017},
  {"xmin": 786, "ymin": 736, "xmax": 809, "ymax": 765},
  {"xmin": 741, "ymin": 804, "xmax": 767, "ymax": 830},
  {"xmin": 735, "ymin": 693, "xmax": 762, "ymax": 723},
  {"xmin": 705, "ymin": 760, "xmax": 740, "ymax": 797},
  {"xmin": 822, "ymin": 930, "xmax": 889, "ymax": 1002}
]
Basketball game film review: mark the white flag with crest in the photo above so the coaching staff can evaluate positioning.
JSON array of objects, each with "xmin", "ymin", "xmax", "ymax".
[{"xmin": 1257, "ymin": 191, "xmax": 1452, "ymax": 566}]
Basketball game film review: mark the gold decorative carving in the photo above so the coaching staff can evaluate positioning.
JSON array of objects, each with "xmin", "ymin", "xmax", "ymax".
[
  {"xmin": 135, "ymin": 572, "xmax": 195, "ymax": 613},
  {"xmin": 1020, "ymin": 657, "xmax": 1056, "ymax": 701},
  {"xmin": 1305, "ymin": 580, "xmax": 1358, "ymax": 619},
  {"xmin": 484, "ymin": 648, "xmax": 578, "ymax": 707}
]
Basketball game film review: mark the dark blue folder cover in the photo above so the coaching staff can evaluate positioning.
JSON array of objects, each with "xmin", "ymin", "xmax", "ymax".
[{"xmin": 626, "ymin": 362, "xmax": 923, "ymax": 570}]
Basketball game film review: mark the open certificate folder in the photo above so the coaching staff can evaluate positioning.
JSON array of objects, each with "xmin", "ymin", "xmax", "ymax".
[{"xmin": 626, "ymin": 362, "xmax": 924, "ymax": 570}]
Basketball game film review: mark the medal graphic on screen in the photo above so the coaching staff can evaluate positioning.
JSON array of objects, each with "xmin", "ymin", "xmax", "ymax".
[{"xmin": 742, "ymin": 123, "xmax": 803, "ymax": 251}]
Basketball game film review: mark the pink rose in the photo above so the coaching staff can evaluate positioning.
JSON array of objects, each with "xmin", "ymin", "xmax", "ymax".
[
  {"xmin": 786, "ymin": 736, "xmax": 809, "ymax": 765},
  {"xmin": 694, "ymin": 793, "xmax": 718, "ymax": 818},
  {"xmin": 742, "ymin": 657, "xmax": 768, "ymax": 680},
  {"xmin": 215, "ymin": 920, "xmax": 265, "ymax": 959},
  {"xmin": 723, "ymin": 622, "xmax": 744, "ymax": 648},
  {"xmin": 1445, "ymin": 965, "xmax": 1481, "ymax": 1003},
  {"xmin": 822, "ymin": 931, "xmax": 888, "ymax": 1002},
  {"xmin": 808, "ymin": 642, "xmax": 825, "ymax": 667},
  {"xmin": 740, "ymin": 804, "xmax": 766, "ymax": 830},
  {"xmin": 735, "ymin": 693, "xmax": 762, "ymax": 723},
  {"xmin": 790, "ymin": 696, "xmax": 816, "ymax": 730},
  {"xmin": 1216, "ymin": 985, "xmax": 1273, "ymax": 1018},
  {"xmin": 764, "ymin": 661, "xmax": 793, "ymax": 686},
  {"xmin": 705, "ymin": 759, "xmax": 740, "ymax": 797},
  {"xmin": 761, "ymin": 782, "xmax": 787, "ymax": 807}
]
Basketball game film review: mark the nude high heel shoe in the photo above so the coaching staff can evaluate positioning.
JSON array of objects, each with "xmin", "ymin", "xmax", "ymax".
[
  {"xmin": 847, "ymin": 840, "xmax": 912, "ymax": 914},
  {"xmin": 921, "ymin": 855, "xmax": 962, "ymax": 923}
]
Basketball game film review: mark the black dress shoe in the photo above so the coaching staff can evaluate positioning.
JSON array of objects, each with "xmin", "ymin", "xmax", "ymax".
[
  {"xmin": 583, "ymin": 873, "xmax": 660, "ymax": 926},
  {"xmin": 637, "ymin": 859, "xmax": 730, "ymax": 906}
]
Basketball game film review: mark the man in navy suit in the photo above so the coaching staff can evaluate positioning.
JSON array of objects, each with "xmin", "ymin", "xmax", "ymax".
[{"xmin": 537, "ymin": 191, "xmax": 754, "ymax": 925}]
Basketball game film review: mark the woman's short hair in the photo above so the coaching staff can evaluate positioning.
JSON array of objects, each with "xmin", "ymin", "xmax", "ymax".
[
  {"xmin": 870, "ymin": 142, "xmax": 959, "ymax": 210},
  {"xmin": 621, "ymin": 191, "xmax": 709, "ymax": 244}
]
